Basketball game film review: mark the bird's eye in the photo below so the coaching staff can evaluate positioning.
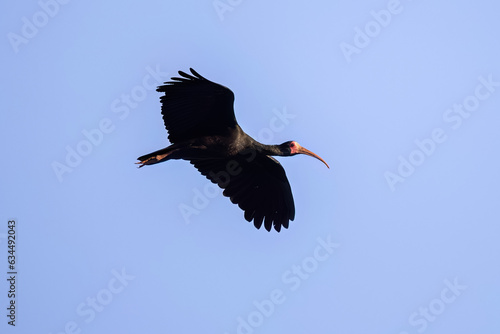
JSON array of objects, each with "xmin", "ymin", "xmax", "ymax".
[{"xmin": 290, "ymin": 142, "xmax": 295, "ymax": 148}]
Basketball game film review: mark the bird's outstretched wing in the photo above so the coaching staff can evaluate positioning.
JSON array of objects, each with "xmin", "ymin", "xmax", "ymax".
[
  {"xmin": 157, "ymin": 68, "xmax": 237, "ymax": 144},
  {"xmin": 190, "ymin": 153, "xmax": 295, "ymax": 232}
]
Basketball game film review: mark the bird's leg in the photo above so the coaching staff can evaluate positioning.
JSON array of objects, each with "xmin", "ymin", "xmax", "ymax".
[
  {"xmin": 137, "ymin": 142, "xmax": 219, "ymax": 168},
  {"xmin": 136, "ymin": 153, "xmax": 172, "ymax": 168},
  {"xmin": 136, "ymin": 145, "xmax": 183, "ymax": 168}
]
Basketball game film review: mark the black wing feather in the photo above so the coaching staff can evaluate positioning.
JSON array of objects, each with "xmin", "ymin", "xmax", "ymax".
[
  {"xmin": 190, "ymin": 154, "xmax": 295, "ymax": 232},
  {"xmin": 157, "ymin": 68, "xmax": 237, "ymax": 144}
]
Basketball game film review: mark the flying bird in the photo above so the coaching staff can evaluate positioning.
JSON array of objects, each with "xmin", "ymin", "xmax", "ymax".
[{"xmin": 137, "ymin": 68, "xmax": 329, "ymax": 232}]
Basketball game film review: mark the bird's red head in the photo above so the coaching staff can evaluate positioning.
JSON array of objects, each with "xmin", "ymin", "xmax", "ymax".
[
  {"xmin": 288, "ymin": 141, "xmax": 300, "ymax": 155},
  {"xmin": 282, "ymin": 141, "xmax": 329, "ymax": 168}
]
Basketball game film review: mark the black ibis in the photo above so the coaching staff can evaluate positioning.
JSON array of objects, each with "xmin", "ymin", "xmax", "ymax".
[{"xmin": 137, "ymin": 68, "xmax": 329, "ymax": 232}]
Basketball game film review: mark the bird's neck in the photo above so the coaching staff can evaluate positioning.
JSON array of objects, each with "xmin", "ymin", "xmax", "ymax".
[{"xmin": 255, "ymin": 143, "xmax": 283, "ymax": 156}]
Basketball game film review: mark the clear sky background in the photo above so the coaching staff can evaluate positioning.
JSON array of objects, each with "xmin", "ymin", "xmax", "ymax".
[{"xmin": 1, "ymin": 1, "xmax": 499, "ymax": 333}]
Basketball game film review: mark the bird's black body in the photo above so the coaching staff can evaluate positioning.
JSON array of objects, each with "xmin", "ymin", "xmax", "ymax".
[{"xmin": 138, "ymin": 68, "xmax": 328, "ymax": 232}]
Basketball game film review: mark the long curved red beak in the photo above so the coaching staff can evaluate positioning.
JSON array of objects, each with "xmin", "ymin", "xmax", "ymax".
[{"xmin": 296, "ymin": 145, "xmax": 330, "ymax": 169}]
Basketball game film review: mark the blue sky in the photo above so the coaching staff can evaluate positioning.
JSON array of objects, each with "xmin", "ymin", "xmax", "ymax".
[{"xmin": 1, "ymin": 0, "xmax": 499, "ymax": 333}]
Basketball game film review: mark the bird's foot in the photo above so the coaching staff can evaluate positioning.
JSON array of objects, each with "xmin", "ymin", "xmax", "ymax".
[
  {"xmin": 135, "ymin": 157, "xmax": 156, "ymax": 168},
  {"xmin": 135, "ymin": 153, "xmax": 169, "ymax": 168},
  {"xmin": 135, "ymin": 161, "xmax": 147, "ymax": 168}
]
